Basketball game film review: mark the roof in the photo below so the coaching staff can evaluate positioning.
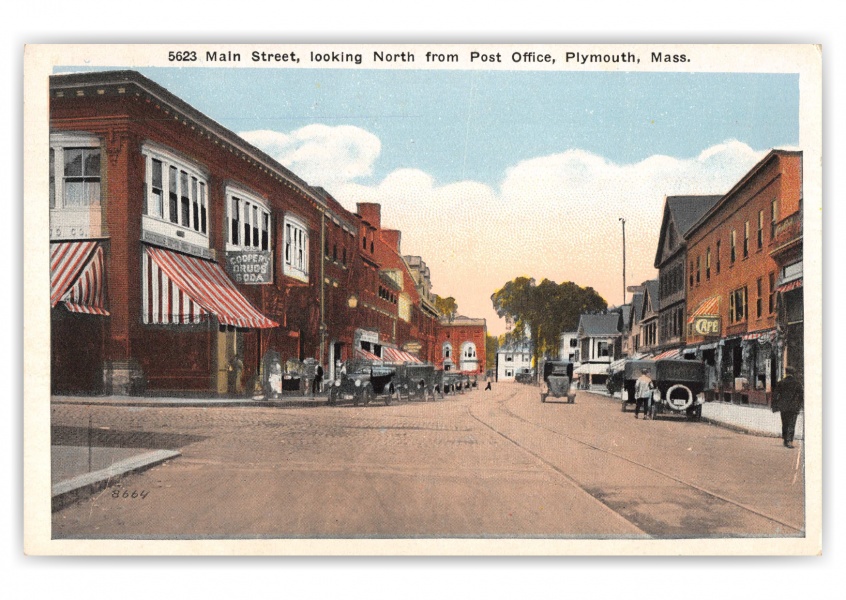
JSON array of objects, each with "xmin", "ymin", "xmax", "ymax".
[
  {"xmin": 50, "ymin": 70, "xmax": 328, "ymax": 212},
  {"xmin": 629, "ymin": 292, "xmax": 644, "ymax": 327},
  {"xmin": 578, "ymin": 313, "xmax": 622, "ymax": 337},
  {"xmin": 654, "ymin": 195, "xmax": 722, "ymax": 268},
  {"xmin": 643, "ymin": 280, "xmax": 661, "ymax": 314},
  {"xmin": 497, "ymin": 341, "xmax": 533, "ymax": 353}
]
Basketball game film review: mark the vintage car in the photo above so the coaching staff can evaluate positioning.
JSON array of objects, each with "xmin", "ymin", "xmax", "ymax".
[
  {"xmin": 327, "ymin": 360, "xmax": 399, "ymax": 406},
  {"xmin": 539, "ymin": 360, "xmax": 576, "ymax": 403},
  {"xmin": 620, "ymin": 358, "xmax": 706, "ymax": 419},
  {"xmin": 441, "ymin": 372, "xmax": 463, "ymax": 395},
  {"xmin": 394, "ymin": 363, "xmax": 438, "ymax": 402},
  {"xmin": 515, "ymin": 368, "xmax": 535, "ymax": 384}
]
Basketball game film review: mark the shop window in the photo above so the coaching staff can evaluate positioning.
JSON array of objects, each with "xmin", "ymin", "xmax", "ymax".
[
  {"xmin": 227, "ymin": 187, "xmax": 270, "ymax": 251},
  {"xmin": 143, "ymin": 144, "xmax": 208, "ymax": 237},
  {"xmin": 283, "ymin": 215, "xmax": 309, "ymax": 282}
]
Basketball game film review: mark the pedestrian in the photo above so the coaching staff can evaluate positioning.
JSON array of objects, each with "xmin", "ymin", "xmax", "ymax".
[
  {"xmin": 772, "ymin": 366, "xmax": 804, "ymax": 448},
  {"xmin": 484, "ymin": 373, "xmax": 492, "ymax": 391},
  {"xmin": 634, "ymin": 368, "xmax": 654, "ymax": 420},
  {"xmin": 312, "ymin": 363, "xmax": 324, "ymax": 395}
]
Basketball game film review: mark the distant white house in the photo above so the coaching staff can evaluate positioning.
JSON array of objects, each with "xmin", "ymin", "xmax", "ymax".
[
  {"xmin": 574, "ymin": 313, "xmax": 623, "ymax": 390},
  {"xmin": 559, "ymin": 331, "xmax": 579, "ymax": 363},
  {"xmin": 496, "ymin": 341, "xmax": 533, "ymax": 382}
]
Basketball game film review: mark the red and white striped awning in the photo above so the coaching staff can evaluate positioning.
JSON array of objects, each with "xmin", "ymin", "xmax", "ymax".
[
  {"xmin": 653, "ymin": 348, "xmax": 681, "ymax": 360},
  {"xmin": 50, "ymin": 241, "xmax": 110, "ymax": 316},
  {"xmin": 687, "ymin": 295, "xmax": 720, "ymax": 324},
  {"xmin": 355, "ymin": 348, "xmax": 381, "ymax": 361},
  {"xmin": 381, "ymin": 346, "xmax": 423, "ymax": 364},
  {"xmin": 776, "ymin": 278, "xmax": 802, "ymax": 294},
  {"xmin": 142, "ymin": 245, "xmax": 277, "ymax": 329},
  {"xmin": 743, "ymin": 330, "xmax": 775, "ymax": 342}
]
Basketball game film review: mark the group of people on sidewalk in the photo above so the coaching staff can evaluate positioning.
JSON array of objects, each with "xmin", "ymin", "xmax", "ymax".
[{"xmin": 632, "ymin": 366, "xmax": 804, "ymax": 448}]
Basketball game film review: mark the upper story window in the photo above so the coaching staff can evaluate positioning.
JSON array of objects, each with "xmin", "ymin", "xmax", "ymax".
[
  {"xmin": 706, "ymin": 248, "xmax": 711, "ymax": 280},
  {"xmin": 143, "ymin": 145, "xmax": 208, "ymax": 236},
  {"xmin": 443, "ymin": 343, "xmax": 452, "ymax": 359},
  {"xmin": 716, "ymin": 240, "xmax": 722, "ymax": 274},
  {"xmin": 757, "ymin": 210, "xmax": 765, "ymax": 249},
  {"xmin": 462, "ymin": 343, "xmax": 477, "ymax": 359},
  {"xmin": 771, "ymin": 198, "xmax": 779, "ymax": 239},
  {"xmin": 743, "ymin": 221, "xmax": 750, "ymax": 258},
  {"xmin": 227, "ymin": 187, "xmax": 270, "ymax": 251},
  {"xmin": 283, "ymin": 215, "xmax": 309, "ymax": 282},
  {"xmin": 729, "ymin": 286, "xmax": 748, "ymax": 324},
  {"xmin": 50, "ymin": 134, "xmax": 102, "ymax": 209},
  {"xmin": 730, "ymin": 230, "xmax": 737, "ymax": 263}
]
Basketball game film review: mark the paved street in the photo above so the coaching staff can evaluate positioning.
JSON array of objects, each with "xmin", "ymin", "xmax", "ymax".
[{"xmin": 51, "ymin": 383, "xmax": 804, "ymax": 539}]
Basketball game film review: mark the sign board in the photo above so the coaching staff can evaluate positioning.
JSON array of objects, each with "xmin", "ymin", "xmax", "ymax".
[
  {"xmin": 689, "ymin": 315, "xmax": 720, "ymax": 337},
  {"xmin": 358, "ymin": 329, "xmax": 379, "ymax": 344},
  {"xmin": 225, "ymin": 250, "xmax": 272, "ymax": 284}
]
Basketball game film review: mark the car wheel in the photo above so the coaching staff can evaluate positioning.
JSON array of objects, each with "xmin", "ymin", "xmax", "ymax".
[
  {"xmin": 541, "ymin": 394, "xmax": 546, "ymax": 403},
  {"xmin": 364, "ymin": 387, "xmax": 373, "ymax": 406}
]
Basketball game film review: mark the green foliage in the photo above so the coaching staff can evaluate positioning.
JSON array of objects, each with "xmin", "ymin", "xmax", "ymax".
[
  {"xmin": 491, "ymin": 277, "xmax": 607, "ymax": 360},
  {"xmin": 485, "ymin": 334, "xmax": 499, "ymax": 374}
]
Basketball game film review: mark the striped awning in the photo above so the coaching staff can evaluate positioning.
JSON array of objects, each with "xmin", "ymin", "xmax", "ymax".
[
  {"xmin": 743, "ymin": 329, "xmax": 775, "ymax": 342},
  {"xmin": 50, "ymin": 241, "xmax": 110, "ymax": 316},
  {"xmin": 653, "ymin": 348, "xmax": 681, "ymax": 360},
  {"xmin": 776, "ymin": 278, "xmax": 802, "ymax": 294},
  {"xmin": 687, "ymin": 295, "xmax": 720, "ymax": 324},
  {"xmin": 142, "ymin": 245, "xmax": 277, "ymax": 329},
  {"xmin": 355, "ymin": 348, "xmax": 381, "ymax": 361},
  {"xmin": 381, "ymin": 346, "xmax": 423, "ymax": 364}
]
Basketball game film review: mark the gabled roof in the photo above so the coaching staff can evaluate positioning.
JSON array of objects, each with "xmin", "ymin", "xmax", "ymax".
[
  {"xmin": 578, "ymin": 313, "xmax": 622, "ymax": 337},
  {"xmin": 629, "ymin": 292, "xmax": 644, "ymax": 327},
  {"xmin": 640, "ymin": 280, "xmax": 660, "ymax": 319},
  {"xmin": 654, "ymin": 195, "xmax": 722, "ymax": 268}
]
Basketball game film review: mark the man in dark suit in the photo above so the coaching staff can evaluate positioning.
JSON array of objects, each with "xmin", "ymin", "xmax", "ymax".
[{"xmin": 772, "ymin": 366, "xmax": 804, "ymax": 448}]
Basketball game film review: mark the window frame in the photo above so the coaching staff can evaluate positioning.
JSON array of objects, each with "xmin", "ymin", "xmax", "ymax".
[
  {"xmin": 282, "ymin": 214, "xmax": 310, "ymax": 282},
  {"xmin": 142, "ymin": 144, "xmax": 209, "ymax": 236},
  {"xmin": 49, "ymin": 134, "xmax": 102, "ymax": 210},
  {"xmin": 226, "ymin": 186, "xmax": 271, "ymax": 252}
]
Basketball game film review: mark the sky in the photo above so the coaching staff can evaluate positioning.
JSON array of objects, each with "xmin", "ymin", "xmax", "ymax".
[{"xmin": 59, "ymin": 66, "xmax": 800, "ymax": 334}]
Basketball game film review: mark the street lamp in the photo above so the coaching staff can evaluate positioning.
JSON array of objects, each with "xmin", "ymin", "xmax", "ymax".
[{"xmin": 619, "ymin": 217, "xmax": 626, "ymax": 307}]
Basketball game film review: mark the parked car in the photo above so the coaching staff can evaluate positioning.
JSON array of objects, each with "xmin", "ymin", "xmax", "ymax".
[
  {"xmin": 327, "ymin": 360, "xmax": 399, "ymax": 406},
  {"xmin": 515, "ymin": 367, "xmax": 535, "ymax": 384},
  {"xmin": 394, "ymin": 363, "xmax": 438, "ymax": 402},
  {"xmin": 539, "ymin": 360, "xmax": 576, "ymax": 403},
  {"xmin": 442, "ymin": 372, "xmax": 462, "ymax": 395},
  {"xmin": 620, "ymin": 358, "xmax": 706, "ymax": 419}
]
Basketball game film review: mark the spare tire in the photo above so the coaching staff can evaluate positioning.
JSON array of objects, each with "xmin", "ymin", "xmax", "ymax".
[{"xmin": 665, "ymin": 384, "xmax": 694, "ymax": 411}]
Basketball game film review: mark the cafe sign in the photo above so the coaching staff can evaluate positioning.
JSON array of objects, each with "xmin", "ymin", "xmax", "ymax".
[
  {"xmin": 690, "ymin": 315, "xmax": 720, "ymax": 337},
  {"xmin": 225, "ymin": 250, "xmax": 272, "ymax": 284}
]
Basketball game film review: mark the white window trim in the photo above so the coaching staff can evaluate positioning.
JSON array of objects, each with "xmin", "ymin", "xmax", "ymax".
[
  {"xmin": 50, "ymin": 133, "xmax": 102, "ymax": 210},
  {"xmin": 283, "ymin": 214, "xmax": 310, "ymax": 282},
  {"xmin": 142, "ymin": 144, "xmax": 209, "ymax": 238},
  {"xmin": 225, "ymin": 186, "xmax": 271, "ymax": 252}
]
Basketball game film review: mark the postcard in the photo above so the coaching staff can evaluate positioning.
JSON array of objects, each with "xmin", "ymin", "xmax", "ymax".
[{"xmin": 23, "ymin": 43, "xmax": 822, "ymax": 555}]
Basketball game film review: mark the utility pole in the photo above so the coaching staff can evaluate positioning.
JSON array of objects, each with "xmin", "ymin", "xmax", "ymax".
[{"xmin": 619, "ymin": 217, "xmax": 627, "ymax": 307}]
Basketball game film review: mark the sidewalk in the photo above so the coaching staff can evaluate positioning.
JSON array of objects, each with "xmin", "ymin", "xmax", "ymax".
[
  {"xmin": 51, "ymin": 393, "xmax": 331, "ymax": 409},
  {"xmin": 585, "ymin": 390, "xmax": 803, "ymax": 439},
  {"xmin": 52, "ymin": 445, "xmax": 180, "ymax": 511}
]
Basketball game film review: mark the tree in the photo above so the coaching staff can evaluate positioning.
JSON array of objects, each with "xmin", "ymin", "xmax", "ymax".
[
  {"xmin": 485, "ymin": 334, "xmax": 499, "ymax": 375},
  {"xmin": 491, "ymin": 277, "xmax": 607, "ymax": 363},
  {"xmin": 433, "ymin": 295, "xmax": 458, "ymax": 322}
]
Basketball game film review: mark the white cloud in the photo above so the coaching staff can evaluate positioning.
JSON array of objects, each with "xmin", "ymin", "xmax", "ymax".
[
  {"xmin": 244, "ymin": 125, "xmax": 770, "ymax": 333},
  {"xmin": 240, "ymin": 125, "xmax": 381, "ymax": 187}
]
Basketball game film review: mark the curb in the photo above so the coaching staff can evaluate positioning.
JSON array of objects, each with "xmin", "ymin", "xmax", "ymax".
[{"xmin": 52, "ymin": 449, "xmax": 181, "ymax": 512}]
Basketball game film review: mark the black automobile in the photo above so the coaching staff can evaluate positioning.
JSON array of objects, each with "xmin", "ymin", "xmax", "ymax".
[
  {"xmin": 327, "ymin": 360, "xmax": 399, "ymax": 406},
  {"xmin": 441, "ymin": 372, "xmax": 462, "ymax": 395},
  {"xmin": 515, "ymin": 368, "xmax": 535, "ymax": 384},
  {"xmin": 539, "ymin": 360, "xmax": 576, "ymax": 403},
  {"xmin": 621, "ymin": 358, "xmax": 706, "ymax": 419},
  {"xmin": 395, "ymin": 363, "xmax": 438, "ymax": 402}
]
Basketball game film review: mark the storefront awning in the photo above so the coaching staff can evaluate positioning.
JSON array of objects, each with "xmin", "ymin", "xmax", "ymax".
[
  {"xmin": 608, "ymin": 358, "xmax": 627, "ymax": 373},
  {"xmin": 742, "ymin": 329, "xmax": 775, "ymax": 342},
  {"xmin": 355, "ymin": 348, "xmax": 381, "ymax": 361},
  {"xmin": 51, "ymin": 241, "xmax": 110, "ymax": 316},
  {"xmin": 776, "ymin": 278, "xmax": 802, "ymax": 294},
  {"xmin": 687, "ymin": 295, "xmax": 720, "ymax": 324},
  {"xmin": 574, "ymin": 362, "xmax": 610, "ymax": 375},
  {"xmin": 381, "ymin": 346, "xmax": 423, "ymax": 364},
  {"xmin": 653, "ymin": 348, "xmax": 681, "ymax": 360},
  {"xmin": 142, "ymin": 245, "xmax": 277, "ymax": 329}
]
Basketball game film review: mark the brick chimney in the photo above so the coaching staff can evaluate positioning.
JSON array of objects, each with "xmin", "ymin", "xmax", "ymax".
[
  {"xmin": 357, "ymin": 203, "xmax": 381, "ymax": 231},
  {"xmin": 381, "ymin": 229, "xmax": 401, "ymax": 254}
]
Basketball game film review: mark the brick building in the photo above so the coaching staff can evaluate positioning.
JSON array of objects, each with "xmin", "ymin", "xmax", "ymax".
[
  {"xmin": 49, "ymin": 70, "xmax": 479, "ymax": 396},
  {"xmin": 435, "ymin": 316, "xmax": 487, "ymax": 374},
  {"xmin": 684, "ymin": 150, "xmax": 802, "ymax": 406}
]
